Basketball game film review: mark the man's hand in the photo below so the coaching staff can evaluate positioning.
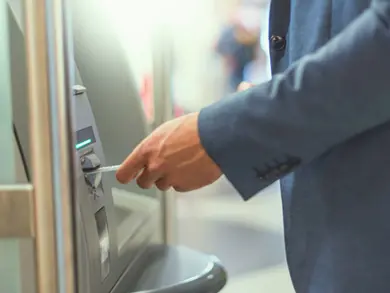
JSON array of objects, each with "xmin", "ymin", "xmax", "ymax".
[
  {"xmin": 116, "ymin": 112, "xmax": 222, "ymax": 192},
  {"xmin": 237, "ymin": 81, "xmax": 253, "ymax": 91}
]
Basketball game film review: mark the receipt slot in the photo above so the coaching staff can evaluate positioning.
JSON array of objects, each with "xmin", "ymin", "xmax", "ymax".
[{"xmin": 8, "ymin": 0, "xmax": 227, "ymax": 292}]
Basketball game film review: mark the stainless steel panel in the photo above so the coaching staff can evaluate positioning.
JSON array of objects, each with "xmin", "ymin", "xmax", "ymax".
[
  {"xmin": 24, "ymin": 0, "xmax": 77, "ymax": 292},
  {"xmin": 0, "ymin": 185, "xmax": 34, "ymax": 238},
  {"xmin": 152, "ymin": 19, "xmax": 177, "ymax": 245}
]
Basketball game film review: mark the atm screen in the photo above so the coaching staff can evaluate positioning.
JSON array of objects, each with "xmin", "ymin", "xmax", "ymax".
[{"xmin": 76, "ymin": 126, "xmax": 96, "ymax": 150}]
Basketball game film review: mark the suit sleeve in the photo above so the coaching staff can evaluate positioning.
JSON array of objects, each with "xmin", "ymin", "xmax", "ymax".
[{"xmin": 198, "ymin": 0, "xmax": 390, "ymax": 200}]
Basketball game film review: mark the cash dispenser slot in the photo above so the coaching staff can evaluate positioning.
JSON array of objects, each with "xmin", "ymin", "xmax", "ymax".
[{"xmin": 95, "ymin": 207, "xmax": 111, "ymax": 281}]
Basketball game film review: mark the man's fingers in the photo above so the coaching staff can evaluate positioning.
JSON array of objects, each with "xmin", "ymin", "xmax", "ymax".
[
  {"xmin": 237, "ymin": 82, "xmax": 253, "ymax": 92},
  {"xmin": 155, "ymin": 178, "xmax": 171, "ymax": 191},
  {"xmin": 136, "ymin": 166, "xmax": 164, "ymax": 189},
  {"xmin": 173, "ymin": 185, "xmax": 189, "ymax": 193},
  {"xmin": 116, "ymin": 145, "xmax": 147, "ymax": 184}
]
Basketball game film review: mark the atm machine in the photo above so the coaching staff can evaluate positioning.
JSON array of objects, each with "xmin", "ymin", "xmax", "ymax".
[{"xmin": 7, "ymin": 0, "xmax": 227, "ymax": 292}]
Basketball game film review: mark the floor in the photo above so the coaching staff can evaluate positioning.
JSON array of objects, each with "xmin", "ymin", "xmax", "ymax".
[{"xmin": 177, "ymin": 177, "xmax": 296, "ymax": 293}]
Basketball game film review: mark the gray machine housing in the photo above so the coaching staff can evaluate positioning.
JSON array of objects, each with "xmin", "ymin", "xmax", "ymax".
[{"xmin": 8, "ymin": 1, "xmax": 227, "ymax": 292}]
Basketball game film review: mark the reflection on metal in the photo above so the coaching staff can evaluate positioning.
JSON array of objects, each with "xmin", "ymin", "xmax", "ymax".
[
  {"xmin": 0, "ymin": 185, "xmax": 34, "ymax": 238},
  {"xmin": 152, "ymin": 22, "xmax": 177, "ymax": 245},
  {"xmin": 151, "ymin": 32, "xmax": 174, "ymax": 128},
  {"xmin": 24, "ymin": 0, "xmax": 77, "ymax": 293},
  {"xmin": 73, "ymin": 84, "xmax": 87, "ymax": 96}
]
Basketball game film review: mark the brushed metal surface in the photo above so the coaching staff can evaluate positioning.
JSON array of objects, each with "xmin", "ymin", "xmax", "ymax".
[{"xmin": 0, "ymin": 184, "xmax": 34, "ymax": 238}]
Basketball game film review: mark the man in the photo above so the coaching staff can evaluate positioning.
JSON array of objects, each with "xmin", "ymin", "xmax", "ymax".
[
  {"xmin": 215, "ymin": 1, "xmax": 261, "ymax": 91},
  {"xmin": 216, "ymin": 24, "xmax": 257, "ymax": 90},
  {"xmin": 116, "ymin": 0, "xmax": 390, "ymax": 292}
]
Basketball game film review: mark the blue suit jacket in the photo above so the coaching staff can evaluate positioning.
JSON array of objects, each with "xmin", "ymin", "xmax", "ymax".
[{"xmin": 198, "ymin": 0, "xmax": 390, "ymax": 292}]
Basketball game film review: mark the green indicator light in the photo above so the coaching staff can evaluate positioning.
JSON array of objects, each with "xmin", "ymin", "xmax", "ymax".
[{"xmin": 76, "ymin": 139, "xmax": 92, "ymax": 150}]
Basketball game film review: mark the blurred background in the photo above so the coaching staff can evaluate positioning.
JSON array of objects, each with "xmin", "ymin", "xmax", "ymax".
[{"xmin": 103, "ymin": 0, "xmax": 271, "ymax": 115}]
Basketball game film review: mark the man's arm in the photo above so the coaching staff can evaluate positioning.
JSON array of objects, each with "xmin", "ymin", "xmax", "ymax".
[{"xmin": 198, "ymin": 0, "xmax": 390, "ymax": 199}]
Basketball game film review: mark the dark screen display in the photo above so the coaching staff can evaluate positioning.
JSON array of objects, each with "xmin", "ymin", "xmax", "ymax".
[{"xmin": 75, "ymin": 126, "xmax": 96, "ymax": 150}]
